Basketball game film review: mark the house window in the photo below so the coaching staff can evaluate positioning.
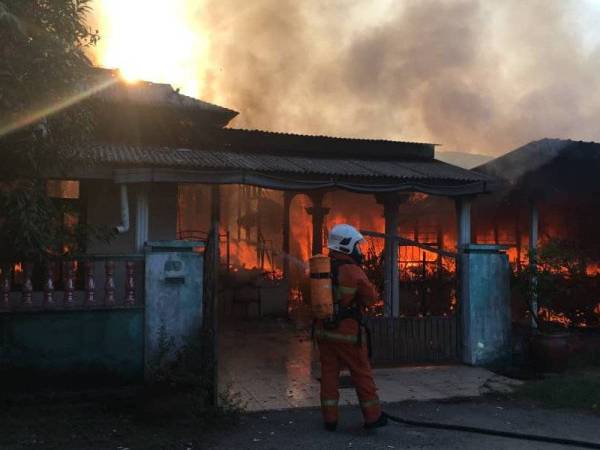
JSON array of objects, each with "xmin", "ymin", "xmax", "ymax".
[
  {"xmin": 47, "ymin": 180, "xmax": 80, "ymax": 199},
  {"xmin": 46, "ymin": 180, "xmax": 85, "ymax": 253}
]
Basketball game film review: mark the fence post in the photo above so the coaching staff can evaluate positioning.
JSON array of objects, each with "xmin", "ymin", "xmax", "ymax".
[{"xmin": 459, "ymin": 244, "xmax": 511, "ymax": 366}]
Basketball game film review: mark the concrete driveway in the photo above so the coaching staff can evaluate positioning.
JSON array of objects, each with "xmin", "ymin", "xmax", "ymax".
[{"xmin": 219, "ymin": 319, "xmax": 521, "ymax": 411}]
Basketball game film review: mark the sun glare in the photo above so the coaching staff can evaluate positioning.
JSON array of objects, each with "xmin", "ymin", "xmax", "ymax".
[{"xmin": 94, "ymin": 0, "xmax": 205, "ymax": 96}]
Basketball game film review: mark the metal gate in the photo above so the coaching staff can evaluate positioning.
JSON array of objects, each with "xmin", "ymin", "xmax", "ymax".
[
  {"xmin": 367, "ymin": 315, "xmax": 460, "ymax": 365},
  {"xmin": 362, "ymin": 230, "xmax": 460, "ymax": 366}
]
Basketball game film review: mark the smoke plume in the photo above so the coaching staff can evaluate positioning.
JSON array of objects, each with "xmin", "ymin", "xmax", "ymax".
[
  {"xmin": 189, "ymin": 0, "xmax": 600, "ymax": 155},
  {"xmin": 98, "ymin": 0, "xmax": 600, "ymax": 155}
]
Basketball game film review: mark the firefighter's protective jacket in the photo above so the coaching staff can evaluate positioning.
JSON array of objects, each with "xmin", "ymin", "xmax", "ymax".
[
  {"xmin": 314, "ymin": 250, "xmax": 378, "ymax": 341},
  {"xmin": 315, "ymin": 250, "xmax": 382, "ymax": 425}
]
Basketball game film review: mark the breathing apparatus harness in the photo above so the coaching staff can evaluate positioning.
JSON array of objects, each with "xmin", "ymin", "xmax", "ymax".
[
  {"xmin": 323, "ymin": 259, "xmax": 360, "ymax": 327},
  {"xmin": 316, "ymin": 256, "xmax": 372, "ymax": 354}
]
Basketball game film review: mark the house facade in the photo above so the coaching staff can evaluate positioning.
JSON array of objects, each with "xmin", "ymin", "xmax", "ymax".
[{"xmin": 0, "ymin": 70, "xmax": 513, "ymax": 384}]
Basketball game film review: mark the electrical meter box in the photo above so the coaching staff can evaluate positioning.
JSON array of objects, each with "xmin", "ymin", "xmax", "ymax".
[{"xmin": 144, "ymin": 240, "xmax": 204, "ymax": 375}]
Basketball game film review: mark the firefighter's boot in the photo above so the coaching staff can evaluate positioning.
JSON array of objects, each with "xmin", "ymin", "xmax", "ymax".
[
  {"xmin": 364, "ymin": 413, "xmax": 388, "ymax": 430},
  {"xmin": 324, "ymin": 421, "xmax": 338, "ymax": 432}
]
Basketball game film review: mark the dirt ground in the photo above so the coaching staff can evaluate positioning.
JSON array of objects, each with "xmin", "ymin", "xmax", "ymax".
[
  {"xmin": 0, "ymin": 388, "xmax": 235, "ymax": 450},
  {"xmin": 1, "ymin": 393, "xmax": 599, "ymax": 450}
]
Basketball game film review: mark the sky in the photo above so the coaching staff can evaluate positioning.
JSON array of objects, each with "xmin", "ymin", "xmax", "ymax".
[{"xmin": 91, "ymin": 0, "xmax": 600, "ymax": 156}]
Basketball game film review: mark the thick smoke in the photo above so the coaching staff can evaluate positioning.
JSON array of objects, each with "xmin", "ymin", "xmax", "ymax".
[{"xmin": 190, "ymin": 0, "xmax": 600, "ymax": 155}]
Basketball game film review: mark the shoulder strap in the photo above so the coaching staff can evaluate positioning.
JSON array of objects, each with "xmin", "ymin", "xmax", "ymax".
[{"xmin": 331, "ymin": 259, "xmax": 354, "ymax": 291}]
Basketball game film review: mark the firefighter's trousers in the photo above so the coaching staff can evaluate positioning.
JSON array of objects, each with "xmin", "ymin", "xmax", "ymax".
[{"xmin": 318, "ymin": 339, "xmax": 381, "ymax": 424}]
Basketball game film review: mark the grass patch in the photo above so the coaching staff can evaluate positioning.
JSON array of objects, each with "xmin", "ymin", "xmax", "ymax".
[{"xmin": 515, "ymin": 371, "xmax": 600, "ymax": 412}]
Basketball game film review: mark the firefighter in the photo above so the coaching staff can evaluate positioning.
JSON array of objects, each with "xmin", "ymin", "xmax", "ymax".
[{"xmin": 314, "ymin": 224, "xmax": 388, "ymax": 431}]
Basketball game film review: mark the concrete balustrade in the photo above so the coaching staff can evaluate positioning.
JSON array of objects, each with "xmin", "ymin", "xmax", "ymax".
[{"xmin": 0, "ymin": 257, "xmax": 144, "ymax": 311}]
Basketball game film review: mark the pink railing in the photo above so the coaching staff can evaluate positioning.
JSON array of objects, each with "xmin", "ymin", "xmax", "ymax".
[{"xmin": 0, "ymin": 255, "xmax": 144, "ymax": 311}]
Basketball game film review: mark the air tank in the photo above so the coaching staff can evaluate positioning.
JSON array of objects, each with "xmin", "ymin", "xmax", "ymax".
[{"xmin": 309, "ymin": 254, "xmax": 333, "ymax": 319}]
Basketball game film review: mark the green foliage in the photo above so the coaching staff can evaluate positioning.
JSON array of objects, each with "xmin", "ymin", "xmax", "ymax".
[
  {"xmin": 0, "ymin": 0, "xmax": 99, "ymax": 160},
  {"xmin": 515, "ymin": 371, "xmax": 600, "ymax": 412},
  {"xmin": 362, "ymin": 241, "xmax": 457, "ymax": 316},
  {"xmin": 144, "ymin": 327, "xmax": 244, "ymax": 424},
  {"xmin": 146, "ymin": 322, "xmax": 176, "ymax": 382},
  {"xmin": 0, "ymin": 1, "xmax": 104, "ymax": 261},
  {"xmin": 512, "ymin": 238, "xmax": 600, "ymax": 329},
  {"xmin": 538, "ymin": 237, "xmax": 590, "ymax": 278},
  {"xmin": 0, "ymin": 180, "xmax": 112, "ymax": 261}
]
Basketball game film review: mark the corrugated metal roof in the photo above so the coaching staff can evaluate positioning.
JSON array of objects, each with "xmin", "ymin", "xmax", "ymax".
[
  {"xmin": 91, "ymin": 69, "xmax": 238, "ymax": 120},
  {"xmin": 475, "ymin": 138, "xmax": 600, "ymax": 182},
  {"xmin": 215, "ymin": 128, "xmax": 435, "ymax": 161},
  {"xmin": 79, "ymin": 143, "xmax": 491, "ymax": 183}
]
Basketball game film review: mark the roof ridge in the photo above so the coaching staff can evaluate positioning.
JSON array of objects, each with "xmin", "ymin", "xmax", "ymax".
[{"xmin": 224, "ymin": 127, "xmax": 434, "ymax": 146}]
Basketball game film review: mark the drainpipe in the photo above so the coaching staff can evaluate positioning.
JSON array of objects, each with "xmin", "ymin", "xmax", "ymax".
[{"xmin": 115, "ymin": 184, "xmax": 130, "ymax": 234}]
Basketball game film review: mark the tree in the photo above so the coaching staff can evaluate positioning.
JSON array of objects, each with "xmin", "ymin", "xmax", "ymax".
[{"xmin": 0, "ymin": 0, "xmax": 101, "ymax": 261}]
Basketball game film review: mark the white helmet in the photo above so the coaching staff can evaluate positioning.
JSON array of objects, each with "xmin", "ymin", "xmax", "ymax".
[{"xmin": 327, "ymin": 224, "xmax": 364, "ymax": 255}]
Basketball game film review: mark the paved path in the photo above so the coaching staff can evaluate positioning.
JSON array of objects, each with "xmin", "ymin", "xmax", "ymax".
[
  {"xmin": 204, "ymin": 398, "xmax": 600, "ymax": 449},
  {"xmin": 219, "ymin": 320, "xmax": 521, "ymax": 411}
]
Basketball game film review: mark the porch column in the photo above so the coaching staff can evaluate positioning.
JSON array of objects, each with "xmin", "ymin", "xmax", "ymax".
[
  {"xmin": 211, "ymin": 184, "xmax": 221, "ymax": 231},
  {"xmin": 135, "ymin": 184, "xmax": 149, "ymax": 252},
  {"xmin": 455, "ymin": 195, "xmax": 472, "ymax": 358},
  {"xmin": 455, "ymin": 196, "xmax": 473, "ymax": 308},
  {"xmin": 529, "ymin": 200, "xmax": 539, "ymax": 328},
  {"xmin": 306, "ymin": 192, "xmax": 330, "ymax": 255},
  {"xmin": 376, "ymin": 194, "xmax": 408, "ymax": 318},
  {"xmin": 456, "ymin": 196, "xmax": 472, "ymax": 250},
  {"xmin": 436, "ymin": 223, "xmax": 444, "ymax": 273},
  {"xmin": 384, "ymin": 196, "xmax": 400, "ymax": 317},
  {"xmin": 515, "ymin": 211, "xmax": 522, "ymax": 272},
  {"xmin": 282, "ymin": 191, "xmax": 296, "ymax": 280}
]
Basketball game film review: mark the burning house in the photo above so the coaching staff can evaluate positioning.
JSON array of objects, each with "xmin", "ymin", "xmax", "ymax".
[
  {"xmin": 399, "ymin": 138, "xmax": 600, "ymax": 329},
  {"xmin": 2, "ymin": 70, "xmax": 516, "ymax": 392},
  {"xmin": 58, "ymin": 70, "xmax": 494, "ymax": 319}
]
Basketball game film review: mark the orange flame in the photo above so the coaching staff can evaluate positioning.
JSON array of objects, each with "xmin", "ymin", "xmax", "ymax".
[{"xmin": 538, "ymin": 307, "xmax": 572, "ymax": 327}]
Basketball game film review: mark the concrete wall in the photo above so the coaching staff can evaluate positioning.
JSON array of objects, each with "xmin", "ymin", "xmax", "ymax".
[
  {"xmin": 460, "ymin": 244, "xmax": 512, "ymax": 367},
  {"xmin": 0, "ymin": 309, "xmax": 144, "ymax": 381},
  {"xmin": 82, "ymin": 181, "xmax": 178, "ymax": 254},
  {"xmin": 144, "ymin": 242, "xmax": 204, "ymax": 374}
]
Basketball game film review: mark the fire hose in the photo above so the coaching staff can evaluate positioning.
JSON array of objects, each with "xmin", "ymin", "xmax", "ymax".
[
  {"xmin": 308, "ymin": 254, "xmax": 600, "ymax": 448},
  {"xmin": 381, "ymin": 411, "xmax": 600, "ymax": 449}
]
